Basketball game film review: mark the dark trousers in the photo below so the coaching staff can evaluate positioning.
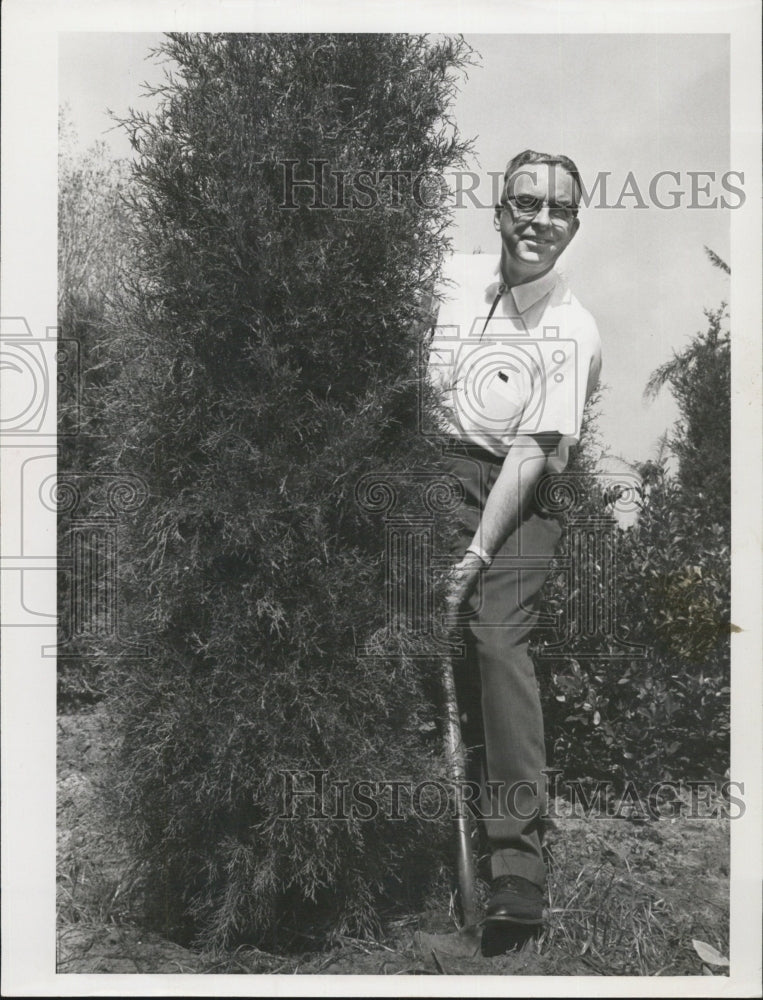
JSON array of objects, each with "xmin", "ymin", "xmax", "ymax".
[{"xmin": 443, "ymin": 448, "xmax": 562, "ymax": 887}]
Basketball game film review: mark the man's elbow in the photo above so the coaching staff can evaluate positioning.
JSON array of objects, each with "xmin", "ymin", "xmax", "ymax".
[
  {"xmin": 506, "ymin": 432, "xmax": 569, "ymax": 478},
  {"xmin": 509, "ymin": 432, "xmax": 563, "ymax": 460},
  {"xmin": 503, "ymin": 434, "xmax": 556, "ymax": 479}
]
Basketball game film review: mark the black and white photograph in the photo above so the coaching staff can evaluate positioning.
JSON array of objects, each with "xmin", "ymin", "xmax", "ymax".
[{"xmin": 2, "ymin": 0, "xmax": 761, "ymax": 994}]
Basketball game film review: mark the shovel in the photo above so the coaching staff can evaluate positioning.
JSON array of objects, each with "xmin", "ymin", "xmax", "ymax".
[{"xmin": 414, "ymin": 648, "xmax": 483, "ymax": 961}]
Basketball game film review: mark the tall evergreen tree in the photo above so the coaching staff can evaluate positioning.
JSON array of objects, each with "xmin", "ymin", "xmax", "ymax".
[{"xmin": 105, "ymin": 33, "xmax": 473, "ymax": 947}]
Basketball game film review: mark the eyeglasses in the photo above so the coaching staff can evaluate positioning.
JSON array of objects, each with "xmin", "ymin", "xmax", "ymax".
[{"xmin": 502, "ymin": 197, "xmax": 578, "ymax": 226}]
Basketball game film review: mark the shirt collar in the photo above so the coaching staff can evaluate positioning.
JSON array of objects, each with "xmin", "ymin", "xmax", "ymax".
[{"xmin": 489, "ymin": 263, "xmax": 560, "ymax": 314}]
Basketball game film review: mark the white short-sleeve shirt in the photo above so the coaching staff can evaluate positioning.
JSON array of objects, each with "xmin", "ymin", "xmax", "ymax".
[{"xmin": 428, "ymin": 253, "xmax": 602, "ymax": 460}]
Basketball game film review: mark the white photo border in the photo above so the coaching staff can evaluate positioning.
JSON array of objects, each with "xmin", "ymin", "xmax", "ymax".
[{"xmin": 2, "ymin": 1, "xmax": 760, "ymax": 995}]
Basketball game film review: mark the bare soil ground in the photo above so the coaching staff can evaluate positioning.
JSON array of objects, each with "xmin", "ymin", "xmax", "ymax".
[{"xmin": 58, "ymin": 705, "xmax": 730, "ymax": 977}]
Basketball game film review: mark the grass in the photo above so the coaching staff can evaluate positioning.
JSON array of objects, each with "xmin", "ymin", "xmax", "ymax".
[{"xmin": 543, "ymin": 835, "xmax": 719, "ymax": 975}]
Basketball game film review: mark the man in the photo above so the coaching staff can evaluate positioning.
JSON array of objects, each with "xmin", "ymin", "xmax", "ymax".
[{"xmin": 428, "ymin": 150, "xmax": 602, "ymax": 925}]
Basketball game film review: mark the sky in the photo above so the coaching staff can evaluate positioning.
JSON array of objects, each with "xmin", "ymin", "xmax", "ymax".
[{"xmin": 59, "ymin": 31, "xmax": 732, "ymax": 465}]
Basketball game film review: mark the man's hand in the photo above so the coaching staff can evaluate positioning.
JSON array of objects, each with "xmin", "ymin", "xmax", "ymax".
[{"xmin": 445, "ymin": 551, "xmax": 485, "ymax": 625}]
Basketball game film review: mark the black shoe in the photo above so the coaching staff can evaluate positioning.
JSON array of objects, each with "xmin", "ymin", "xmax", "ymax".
[{"xmin": 484, "ymin": 875, "xmax": 545, "ymax": 926}]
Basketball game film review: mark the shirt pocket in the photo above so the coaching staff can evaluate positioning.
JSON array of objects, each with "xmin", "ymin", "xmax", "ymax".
[{"xmin": 480, "ymin": 364, "xmax": 529, "ymax": 427}]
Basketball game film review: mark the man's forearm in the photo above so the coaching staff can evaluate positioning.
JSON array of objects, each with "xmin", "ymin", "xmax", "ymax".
[
  {"xmin": 447, "ymin": 436, "xmax": 551, "ymax": 615},
  {"xmin": 468, "ymin": 436, "xmax": 548, "ymax": 558}
]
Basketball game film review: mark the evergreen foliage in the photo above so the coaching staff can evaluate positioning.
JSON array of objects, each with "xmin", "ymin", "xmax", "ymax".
[
  {"xmin": 644, "ymin": 302, "xmax": 730, "ymax": 526},
  {"xmin": 104, "ymin": 33, "xmax": 474, "ymax": 946}
]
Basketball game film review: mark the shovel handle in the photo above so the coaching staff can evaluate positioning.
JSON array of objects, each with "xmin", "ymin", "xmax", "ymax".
[{"xmin": 441, "ymin": 651, "xmax": 479, "ymax": 927}]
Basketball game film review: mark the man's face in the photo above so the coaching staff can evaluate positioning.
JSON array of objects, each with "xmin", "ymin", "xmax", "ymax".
[{"xmin": 496, "ymin": 163, "xmax": 580, "ymax": 279}]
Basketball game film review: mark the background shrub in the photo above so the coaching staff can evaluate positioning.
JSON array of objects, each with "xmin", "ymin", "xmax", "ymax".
[
  {"xmin": 58, "ymin": 113, "xmax": 133, "ymax": 705},
  {"xmin": 536, "ymin": 262, "xmax": 730, "ymax": 786}
]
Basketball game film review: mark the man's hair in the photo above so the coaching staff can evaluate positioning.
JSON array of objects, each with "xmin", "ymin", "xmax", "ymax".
[{"xmin": 500, "ymin": 150, "xmax": 583, "ymax": 214}]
